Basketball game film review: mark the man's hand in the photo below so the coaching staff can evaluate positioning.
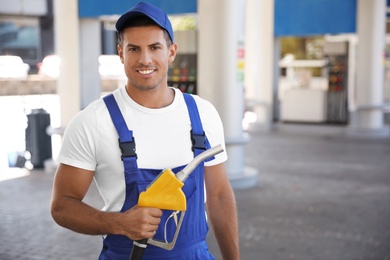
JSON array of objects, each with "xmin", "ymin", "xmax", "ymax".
[{"xmin": 120, "ymin": 205, "xmax": 162, "ymax": 240}]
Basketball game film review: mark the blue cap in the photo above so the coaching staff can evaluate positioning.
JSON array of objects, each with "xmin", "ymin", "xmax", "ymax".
[{"xmin": 115, "ymin": 2, "xmax": 174, "ymax": 42}]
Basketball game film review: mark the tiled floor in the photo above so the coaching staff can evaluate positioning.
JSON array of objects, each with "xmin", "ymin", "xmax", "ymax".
[{"xmin": 1, "ymin": 124, "xmax": 390, "ymax": 259}]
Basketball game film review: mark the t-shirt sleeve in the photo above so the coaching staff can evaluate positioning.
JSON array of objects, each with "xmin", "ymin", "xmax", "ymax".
[
  {"xmin": 194, "ymin": 96, "xmax": 228, "ymax": 167},
  {"xmin": 56, "ymin": 105, "xmax": 98, "ymax": 171}
]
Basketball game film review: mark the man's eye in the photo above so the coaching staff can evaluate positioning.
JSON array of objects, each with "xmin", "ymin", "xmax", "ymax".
[{"xmin": 128, "ymin": 47, "xmax": 137, "ymax": 52}]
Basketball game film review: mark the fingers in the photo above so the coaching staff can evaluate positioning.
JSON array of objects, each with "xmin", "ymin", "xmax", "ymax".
[
  {"xmin": 137, "ymin": 207, "xmax": 161, "ymax": 238},
  {"xmin": 133, "ymin": 229, "xmax": 156, "ymax": 241},
  {"xmin": 123, "ymin": 206, "xmax": 162, "ymax": 240},
  {"xmin": 149, "ymin": 207, "xmax": 163, "ymax": 218}
]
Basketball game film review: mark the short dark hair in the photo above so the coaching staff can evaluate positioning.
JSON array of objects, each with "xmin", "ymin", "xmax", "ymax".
[{"xmin": 117, "ymin": 15, "xmax": 172, "ymax": 46}]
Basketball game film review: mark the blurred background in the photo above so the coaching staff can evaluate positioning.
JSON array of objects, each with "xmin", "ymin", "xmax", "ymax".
[{"xmin": 0, "ymin": 0, "xmax": 389, "ymax": 259}]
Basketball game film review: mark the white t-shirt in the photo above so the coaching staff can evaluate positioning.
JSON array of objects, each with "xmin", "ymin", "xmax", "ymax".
[{"xmin": 57, "ymin": 86, "xmax": 227, "ymax": 212}]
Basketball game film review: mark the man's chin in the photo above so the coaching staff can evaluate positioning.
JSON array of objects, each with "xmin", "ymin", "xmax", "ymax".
[{"xmin": 127, "ymin": 83, "xmax": 159, "ymax": 91}]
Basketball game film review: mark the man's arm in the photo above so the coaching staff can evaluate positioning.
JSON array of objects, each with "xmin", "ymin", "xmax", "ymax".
[
  {"xmin": 50, "ymin": 163, "xmax": 162, "ymax": 240},
  {"xmin": 205, "ymin": 163, "xmax": 240, "ymax": 260}
]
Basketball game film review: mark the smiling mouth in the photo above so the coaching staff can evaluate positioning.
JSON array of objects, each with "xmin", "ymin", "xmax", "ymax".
[{"xmin": 137, "ymin": 69, "xmax": 155, "ymax": 75}]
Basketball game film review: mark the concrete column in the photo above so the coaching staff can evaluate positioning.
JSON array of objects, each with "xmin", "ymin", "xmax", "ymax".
[
  {"xmin": 244, "ymin": 0, "xmax": 275, "ymax": 131},
  {"xmin": 273, "ymin": 38, "xmax": 282, "ymax": 121},
  {"xmin": 349, "ymin": 0, "xmax": 389, "ymax": 137},
  {"xmin": 198, "ymin": 0, "xmax": 258, "ymax": 189},
  {"xmin": 53, "ymin": 0, "xmax": 80, "ymax": 127},
  {"xmin": 80, "ymin": 19, "xmax": 102, "ymax": 109}
]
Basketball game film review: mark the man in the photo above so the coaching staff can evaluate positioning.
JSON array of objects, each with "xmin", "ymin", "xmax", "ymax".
[{"xmin": 50, "ymin": 2, "xmax": 239, "ymax": 259}]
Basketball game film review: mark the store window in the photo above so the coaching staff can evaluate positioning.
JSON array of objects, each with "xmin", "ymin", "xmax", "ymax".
[
  {"xmin": 280, "ymin": 37, "xmax": 325, "ymax": 77},
  {"xmin": 168, "ymin": 15, "xmax": 197, "ymax": 94},
  {"xmin": 279, "ymin": 36, "xmax": 349, "ymax": 124},
  {"xmin": 0, "ymin": 17, "xmax": 41, "ymax": 68}
]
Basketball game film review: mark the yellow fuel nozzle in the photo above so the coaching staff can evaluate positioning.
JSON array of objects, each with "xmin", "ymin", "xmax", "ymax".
[
  {"xmin": 138, "ymin": 169, "xmax": 186, "ymax": 211},
  {"xmin": 138, "ymin": 145, "xmax": 224, "ymax": 212},
  {"xmin": 133, "ymin": 145, "xmax": 225, "ymax": 253}
]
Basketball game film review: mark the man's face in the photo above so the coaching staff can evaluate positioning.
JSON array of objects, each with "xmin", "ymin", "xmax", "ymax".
[{"xmin": 117, "ymin": 25, "xmax": 177, "ymax": 91}]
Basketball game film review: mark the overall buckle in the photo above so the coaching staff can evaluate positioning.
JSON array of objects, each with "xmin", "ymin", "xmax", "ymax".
[
  {"xmin": 118, "ymin": 138, "xmax": 137, "ymax": 160},
  {"xmin": 191, "ymin": 130, "xmax": 206, "ymax": 151}
]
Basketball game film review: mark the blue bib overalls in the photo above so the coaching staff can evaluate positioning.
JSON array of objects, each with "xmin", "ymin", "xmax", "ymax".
[{"xmin": 99, "ymin": 93, "xmax": 214, "ymax": 259}]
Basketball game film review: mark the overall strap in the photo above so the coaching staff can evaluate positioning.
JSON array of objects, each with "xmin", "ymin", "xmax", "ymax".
[
  {"xmin": 103, "ymin": 94, "xmax": 134, "ymax": 144},
  {"xmin": 103, "ymin": 94, "xmax": 139, "ymax": 210},
  {"xmin": 103, "ymin": 94, "xmax": 137, "ymax": 158},
  {"xmin": 183, "ymin": 93, "xmax": 211, "ymax": 157}
]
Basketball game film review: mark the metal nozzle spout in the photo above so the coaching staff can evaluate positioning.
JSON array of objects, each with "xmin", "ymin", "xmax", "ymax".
[{"xmin": 176, "ymin": 144, "xmax": 224, "ymax": 183}]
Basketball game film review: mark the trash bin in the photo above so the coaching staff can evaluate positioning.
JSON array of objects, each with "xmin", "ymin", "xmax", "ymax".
[{"xmin": 25, "ymin": 108, "xmax": 52, "ymax": 169}]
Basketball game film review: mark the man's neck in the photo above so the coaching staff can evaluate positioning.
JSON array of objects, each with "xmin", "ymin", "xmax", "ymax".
[{"xmin": 125, "ymin": 85, "xmax": 175, "ymax": 109}]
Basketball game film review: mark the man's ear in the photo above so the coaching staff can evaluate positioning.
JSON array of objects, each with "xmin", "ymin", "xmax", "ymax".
[
  {"xmin": 117, "ymin": 44, "xmax": 124, "ymax": 63},
  {"xmin": 168, "ymin": 43, "xmax": 178, "ymax": 63}
]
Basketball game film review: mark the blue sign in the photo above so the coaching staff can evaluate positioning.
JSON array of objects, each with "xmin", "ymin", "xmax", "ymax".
[
  {"xmin": 78, "ymin": 0, "xmax": 197, "ymax": 18},
  {"xmin": 79, "ymin": 0, "xmax": 388, "ymax": 36},
  {"xmin": 274, "ymin": 0, "xmax": 357, "ymax": 37}
]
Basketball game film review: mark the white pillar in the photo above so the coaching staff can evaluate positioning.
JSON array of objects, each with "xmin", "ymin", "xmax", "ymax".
[
  {"xmin": 80, "ymin": 19, "xmax": 102, "ymax": 109},
  {"xmin": 198, "ymin": 0, "xmax": 258, "ymax": 189},
  {"xmin": 349, "ymin": 0, "xmax": 390, "ymax": 137},
  {"xmin": 244, "ymin": 0, "xmax": 275, "ymax": 131},
  {"xmin": 53, "ymin": 0, "xmax": 80, "ymax": 127}
]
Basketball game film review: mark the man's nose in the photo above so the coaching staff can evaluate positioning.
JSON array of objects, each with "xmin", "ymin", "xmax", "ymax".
[{"xmin": 139, "ymin": 50, "xmax": 152, "ymax": 65}]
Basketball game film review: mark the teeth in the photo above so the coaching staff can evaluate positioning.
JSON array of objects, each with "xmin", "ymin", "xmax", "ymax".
[{"xmin": 138, "ymin": 69, "xmax": 154, "ymax": 74}]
